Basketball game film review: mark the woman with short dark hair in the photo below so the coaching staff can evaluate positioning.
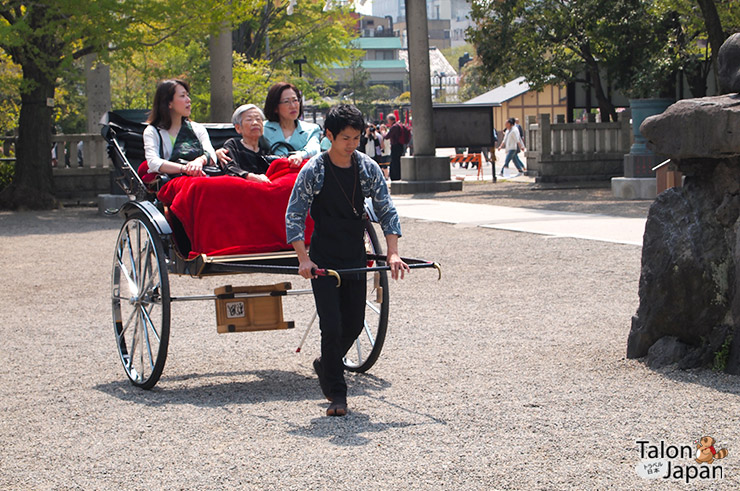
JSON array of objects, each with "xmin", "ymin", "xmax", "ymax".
[{"xmin": 262, "ymin": 82, "xmax": 321, "ymax": 167}]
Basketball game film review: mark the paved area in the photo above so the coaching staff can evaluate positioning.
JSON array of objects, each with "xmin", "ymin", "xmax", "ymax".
[
  {"xmin": 2, "ymin": 183, "xmax": 737, "ymax": 489},
  {"xmin": 393, "ymin": 198, "xmax": 646, "ymax": 246}
]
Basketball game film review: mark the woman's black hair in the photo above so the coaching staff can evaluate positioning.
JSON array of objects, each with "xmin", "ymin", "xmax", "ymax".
[
  {"xmin": 263, "ymin": 82, "xmax": 303, "ymax": 123},
  {"xmin": 324, "ymin": 104, "xmax": 365, "ymax": 139},
  {"xmin": 147, "ymin": 79, "xmax": 190, "ymax": 129}
]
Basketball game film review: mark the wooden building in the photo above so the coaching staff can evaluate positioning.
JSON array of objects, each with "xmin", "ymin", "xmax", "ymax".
[{"xmin": 465, "ymin": 77, "xmax": 568, "ymax": 133}]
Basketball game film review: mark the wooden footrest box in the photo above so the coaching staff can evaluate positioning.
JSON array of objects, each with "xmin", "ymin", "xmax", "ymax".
[{"xmin": 214, "ymin": 283, "xmax": 294, "ymax": 333}]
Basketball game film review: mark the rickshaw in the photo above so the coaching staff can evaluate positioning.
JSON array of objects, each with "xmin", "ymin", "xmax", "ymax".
[{"xmin": 102, "ymin": 113, "xmax": 439, "ymax": 389}]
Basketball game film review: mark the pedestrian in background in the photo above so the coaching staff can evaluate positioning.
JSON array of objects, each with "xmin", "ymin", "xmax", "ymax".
[
  {"xmin": 498, "ymin": 118, "xmax": 526, "ymax": 176},
  {"xmin": 385, "ymin": 114, "xmax": 404, "ymax": 181}
]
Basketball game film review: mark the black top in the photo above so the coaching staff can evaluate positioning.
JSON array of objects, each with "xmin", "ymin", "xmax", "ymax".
[
  {"xmin": 309, "ymin": 154, "xmax": 366, "ymax": 270},
  {"xmin": 221, "ymin": 137, "xmax": 270, "ymax": 178}
]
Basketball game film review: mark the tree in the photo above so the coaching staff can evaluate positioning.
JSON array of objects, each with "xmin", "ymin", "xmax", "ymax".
[
  {"xmin": 0, "ymin": 0, "xmax": 185, "ymax": 208},
  {"xmin": 467, "ymin": 0, "xmax": 740, "ymax": 121},
  {"xmin": 232, "ymin": 0, "xmax": 357, "ymax": 78},
  {"xmin": 0, "ymin": 53, "xmax": 21, "ymax": 138},
  {"xmin": 467, "ymin": 0, "xmax": 665, "ymax": 122},
  {"xmin": 0, "ymin": 0, "xmax": 246, "ymax": 209}
]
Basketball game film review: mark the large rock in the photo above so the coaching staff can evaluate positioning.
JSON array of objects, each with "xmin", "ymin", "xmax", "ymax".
[
  {"xmin": 640, "ymin": 94, "xmax": 740, "ymax": 160},
  {"xmin": 627, "ymin": 165, "xmax": 739, "ymax": 371},
  {"xmin": 718, "ymin": 32, "xmax": 740, "ymax": 94},
  {"xmin": 628, "ymin": 36, "xmax": 740, "ymax": 373}
]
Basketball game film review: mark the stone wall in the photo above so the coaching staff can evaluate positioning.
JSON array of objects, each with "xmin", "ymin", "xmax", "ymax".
[{"xmin": 526, "ymin": 113, "xmax": 631, "ymax": 182}]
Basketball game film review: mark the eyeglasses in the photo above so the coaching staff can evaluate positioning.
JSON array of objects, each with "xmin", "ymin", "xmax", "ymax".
[
  {"xmin": 241, "ymin": 116, "xmax": 263, "ymax": 124},
  {"xmin": 279, "ymin": 98, "xmax": 300, "ymax": 106}
]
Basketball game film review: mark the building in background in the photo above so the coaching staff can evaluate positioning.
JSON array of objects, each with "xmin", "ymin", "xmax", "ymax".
[
  {"xmin": 464, "ymin": 77, "xmax": 568, "ymax": 132},
  {"xmin": 398, "ymin": 48, "xmax": 458, "ymax": 101},
  {"xmin": 330, "ymin": 15, "xmax": 407, "ymax": 93},
  {"xmin": 372, "ymin": 0, "xmax": 473, "ymax": 47}
]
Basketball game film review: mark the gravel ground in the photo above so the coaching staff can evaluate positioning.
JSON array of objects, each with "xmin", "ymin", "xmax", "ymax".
[{"xmin": 1, "ymin": 191, "xmax": 738, "ymax": 490}]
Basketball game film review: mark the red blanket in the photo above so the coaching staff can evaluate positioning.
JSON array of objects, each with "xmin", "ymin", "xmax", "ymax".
[{"xmin": 157, "ymin": 159, "xmax": 313, "ymax": 258}]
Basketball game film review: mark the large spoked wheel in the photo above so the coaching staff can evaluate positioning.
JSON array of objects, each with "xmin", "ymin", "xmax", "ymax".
[
  {"xmin": 111, "ymin": 214, "xmax": 170, "ymax": 389},
  {"xmin": 343, "ymin": 221, "xmax": 389, "ymax": 373}
]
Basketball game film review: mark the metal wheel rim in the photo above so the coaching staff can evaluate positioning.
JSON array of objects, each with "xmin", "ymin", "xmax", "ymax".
[
  {"xmin": 343, "ymin": 223, "xmax": 389, "ymax": 371},
  {"xmin": 111, "ymin": 217, "xmax": 170, "ymax": 388}
]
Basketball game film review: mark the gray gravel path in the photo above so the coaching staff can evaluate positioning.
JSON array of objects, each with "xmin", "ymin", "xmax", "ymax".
[{"xmin": 1, "ymin": 197, "xmax": 738, "ymax": 489}]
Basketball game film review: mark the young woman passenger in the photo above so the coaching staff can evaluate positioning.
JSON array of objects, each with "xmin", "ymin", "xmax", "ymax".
[
  {"xmin": 262, "ymin": 82, "xmax": 321, "ymax": 167},
  {"xmin": 143, "ymin": 79, "xmax": 217, "ymax": 177}
]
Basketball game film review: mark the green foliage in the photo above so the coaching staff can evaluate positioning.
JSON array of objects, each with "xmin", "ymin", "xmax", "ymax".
[
  {"xmin": 468, "ymin": 0, "xmax": 740, "ymax": 108},
  {"xmin": 0, "ymin": 160, "xmax": 13, "ymax": 192},
  {"xmin": 0, "ymin": 53, "xmax": 21, "ymax": 136},
  {"xmin": 457, "ymin": 59, "xmax": 494, "ymax": 102},
  {"xmin": 53, "ymin": 59, "xmax": 87, "ymax": 134},
  {"xmin": 467, "ymin": 0, "xmax": 663, "ymax": 119},
  {"xmin": 106, "ymin": 0, "xmax": 357, "ymax": 120},
  {"xmin": 713, "ymin": 333, "xmax": 733, "ymax": 372},
  {"xmin": 233, "ymin": 56, "xmax": 289, "ymax": 107}
]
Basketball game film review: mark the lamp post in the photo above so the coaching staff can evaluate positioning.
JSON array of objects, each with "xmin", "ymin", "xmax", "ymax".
[
  {"xmin": 293, "ymin": 57, "xmax": 307, "ymax": 78},
  {"xmin": 433, "ymin": 71, "xmax": 445, "ymax": 101}
]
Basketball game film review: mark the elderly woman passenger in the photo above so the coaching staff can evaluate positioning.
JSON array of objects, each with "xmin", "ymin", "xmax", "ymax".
[{"xmin": 219, "ymin": 104, "xmax": 272, "ymax": 183}]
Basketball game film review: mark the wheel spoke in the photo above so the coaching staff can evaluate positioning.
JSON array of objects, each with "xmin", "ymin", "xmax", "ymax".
[
  {"xmin": 352, "ymin": 337, "xmax": 363, "ymax": 363},
  {"xmin": 115, "ymin": 254, "xmax": 139, "ymax": 297},
  {"xmin": 124, "ymin": 226, "xmax": 139, "ymax": 287},
  {"xmin": 365, "ymin": 299, "xmax": 381, "ymax": 315},
  {"xmin": 362, "ymin": 319, "xmax": 376, "ymax": 345},
  {"xmin": 139, "ymin": 308, "xmax": 156, "ymax": 372},
  {"xmin": 117, "ymin": 304, "xmax": 139, "ymax": 339},
  {"xmin": 138, "ymin": 238, "xmax": 152, "ymax": 295},
  {"xmin": 128, "ymin": 311, "xmax": 139, "ymax": 370},
  {"xmin": 140, "ymin": 303, "xmax": 162, "ymax": 343}
]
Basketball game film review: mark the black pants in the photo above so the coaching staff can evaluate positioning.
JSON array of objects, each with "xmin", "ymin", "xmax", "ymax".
[
  {"xmin": 390, "ymin": 143, "xmax": 404, "ymax": 181},
  {"xmin": 311, "ymin": 275, "xmax": 367, "ymax": 400}
]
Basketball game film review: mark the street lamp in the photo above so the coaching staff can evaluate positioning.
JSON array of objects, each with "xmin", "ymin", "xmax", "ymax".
[
  {"xmin": 293, "ymin": 57, "xmax": 307, "ymax": 78},
  {"xmin": 434, "ymin": 71, "xmax": 445, "ymax": 100}
]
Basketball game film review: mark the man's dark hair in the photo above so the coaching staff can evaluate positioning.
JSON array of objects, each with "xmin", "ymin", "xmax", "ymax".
[
  {"xmin": 324, "ymin": 104, "xmax": 365, "ymax": 138},
  {"xmin": 507, "ymin": 117, "xmax": 516, "ymax": 125}
]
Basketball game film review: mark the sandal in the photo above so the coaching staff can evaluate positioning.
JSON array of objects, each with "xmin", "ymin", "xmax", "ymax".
[{"xmin": 326, "ymin": 400, "xmax": 348, "ymax": 417}]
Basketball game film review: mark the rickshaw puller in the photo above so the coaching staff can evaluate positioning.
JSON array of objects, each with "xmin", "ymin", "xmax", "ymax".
[{"xmin": 286, "ymin": 104, "xmax": 409, "ymax": 416}]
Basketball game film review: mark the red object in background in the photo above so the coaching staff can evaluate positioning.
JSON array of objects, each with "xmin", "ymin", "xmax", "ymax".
[
  {"xmin": 394, "ymin": 109, "xmax": 399, "ymax": 121},
  {"xmin": 379, "ymin": 112, "xmax": 384, "ymax": 121}
]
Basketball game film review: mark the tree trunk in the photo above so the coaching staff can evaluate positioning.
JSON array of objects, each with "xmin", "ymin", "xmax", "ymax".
[
  {"xmin": 585, "ymin": 58, "xmax": 617, "ymax": 122},
  {"xmin": 696, "ymin": 0, "xmax": 726, "ymax": 93},
  {"xmin": 0, "ymin": 61, "xmax": 57, "ymax": 209}
]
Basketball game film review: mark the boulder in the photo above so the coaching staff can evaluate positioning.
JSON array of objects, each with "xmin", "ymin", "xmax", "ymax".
[
  {"xmin": 627, "ymin": 34, "xmax": 740, "ymax": 373},
  {"xmin": 718, "ymin": 32, "xmax": 740, "ymax": 94},
  {"xmin": 640, "ymin": 94, "xmax": 740, "ymax": 160},
  {"xmin": 645, "ymin": 336, "xmax": 689, "ymax": 369}
]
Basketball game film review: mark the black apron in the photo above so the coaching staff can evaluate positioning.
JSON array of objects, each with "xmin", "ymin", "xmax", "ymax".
[{"xmin": 309, "ymin": 154, "xmax": 366, "ymax": 272}]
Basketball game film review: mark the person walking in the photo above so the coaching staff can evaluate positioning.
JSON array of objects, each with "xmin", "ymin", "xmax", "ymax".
[
  {"xmin": 286, "ymin": 104, "xmax": 409, "ymax": 417},
  {"xmin": 498, "ymin": 118, "xmax": 526, "ymax": 176},
  {"xmin": 385, "ymin": 114, "xmax": 403, "ymax": 181}
]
